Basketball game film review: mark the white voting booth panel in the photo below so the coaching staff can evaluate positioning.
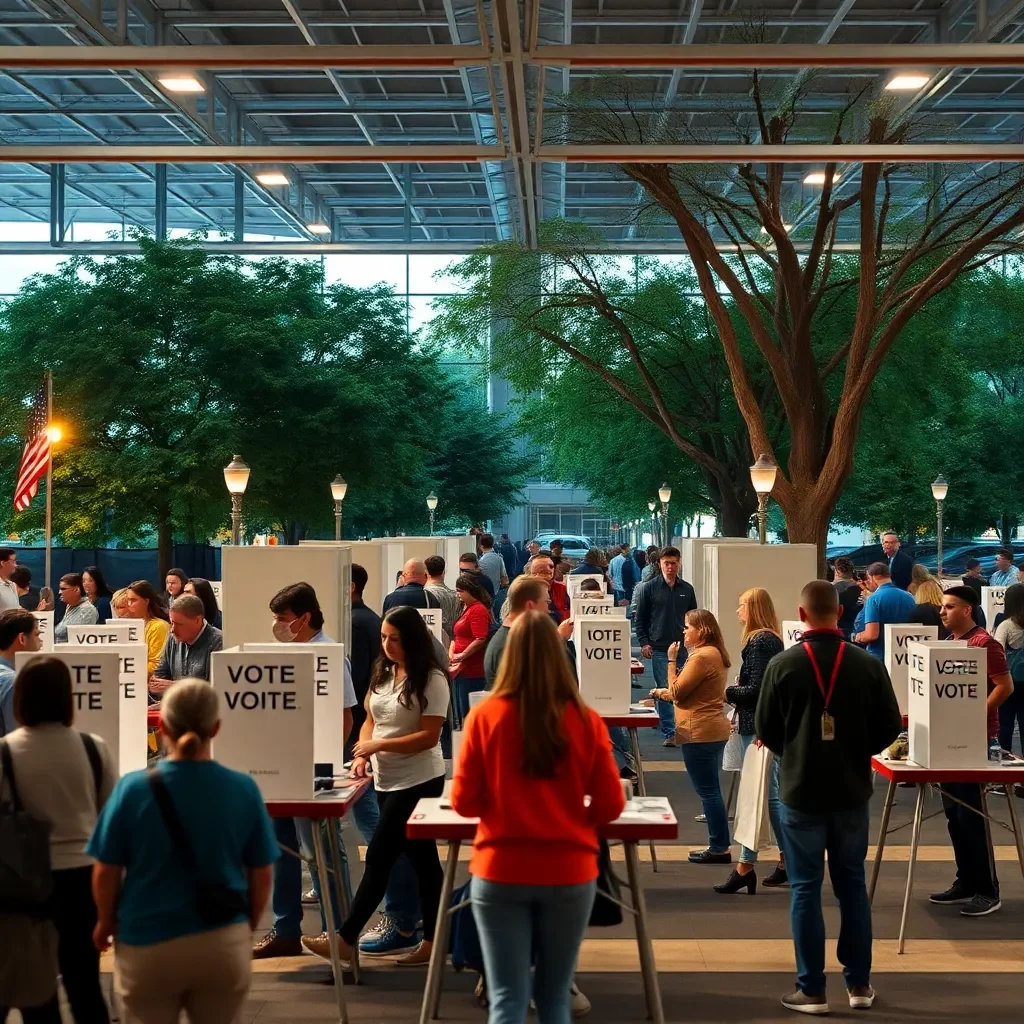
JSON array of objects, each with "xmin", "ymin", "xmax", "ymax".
[
  {"xmin": 574, "ymin": 617, "xmax": 631, "ymax": 714},
  {"xmin": 782, "ymin": 621, "xmax": 805, "ymax": 649},
  {"xmin": 16, "ymin": 648, "xmax": 145, "ymax": 775},
  {"xmin": 212, "ymin": 648, "xmax": 315, "ymax": 799},
  {"xmin": 704, "ymin": 543, "xmax": 818, "ymax": 671},
  {"xmin": 303, "ymin": 540, "xmax": 385, "ymax": 620},
  {"xmin": 105, "ymin": 619, "xmax": 146, "ymax": 646},
  {"xmin": 244, "ymin": 643, "xmax": 346, "ymax": 772},
  {"xmin": 982, "ymin": 586, "xmax": 1006, "ymax": 630},
  {"xmin": 210, "ymin": 581, "xmax": 223, "ymax": 609},
  {"xmin": 440, "ymin": 537, "xmax": 465, "ymax": 589},
  {"xmin": 221, "ymin": 545, "xmax": 351, "ymax": 655},
  {"xmin": 67, "ymin": 623, "xmax": 136, "ymax": 646},
  {"xmin": 31, "ymin": 611, "xmax": 53, "ymax": 652},
  {"xmin": 570, "ymin": 596, "xmax": 624, "ymax": 619},
  {"xmin": 418, "ymin": 607, "xmax": 445, "ymax": 645},
  {"xmin": 884, "ymin": 625, "xmax": 939, "ymax": 715},
  {"xmin": 678, "ymin": 537, "xmax": 756, "ymax": 607},
  {"xmin": 566, "ymin": 575, "xmax": 606, "ymax": 599},
  {"xmin": 907, "ymin": 640, "xmax": 987, "ymax": 768}
]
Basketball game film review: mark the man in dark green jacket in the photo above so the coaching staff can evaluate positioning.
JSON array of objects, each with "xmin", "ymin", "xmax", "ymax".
[{"xmin": 756, "ymin": 580, "xmax": 902, "ymax": 1017}]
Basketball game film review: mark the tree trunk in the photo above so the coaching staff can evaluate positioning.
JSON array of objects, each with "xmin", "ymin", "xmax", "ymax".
[
  {"xmin": 775, "ymin": 487, "xmax": 831, "ymax": 579},
  {"xmin": 718, "ymin": 486, "xmax": 756, "ymax": 538},
  {"xmin": 156, "ymin": 505, "xmax": 172, "ymax": 581}
]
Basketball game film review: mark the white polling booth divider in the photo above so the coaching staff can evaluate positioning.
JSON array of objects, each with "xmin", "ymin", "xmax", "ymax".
[
  {"xmin": 574, "ymin": 617, "xmax": 631, "ymax": 714},
  {"xmin": 677, "ymin": 537, "xmax": 755, "ymax": 607},
  {"xmin": 104, "ymin": 619, "xmax": 146, "ymax": 646},
  {"xmin": 884, "ymin": 625, "xmax": 939, "ymax": 715},
  {"xmin": 907, "ymin": 640, "xmax": 986, "ymax": 768},
  {"xmin": 566, "ymin": 574, "xmax": 606, "ymax": 599},
  {"xmin": 211, "ymin": 647, "xmax": 316, "ymax": 799},
  {"xmin": 782, "ymin": 620, "xmax": 805, "ymax": 649},
  {"xmin": 704, "ymin": 543, "xmax": 818, "ymax": 671},
  {"xmin": 441, "ymin": 537, "xmax": 465, "ymax": 589},
  {"xmin": 418, "ymin": 608, "xmax": 444, "ymax": 646},
  {"xmin": 31, "ymin": 610, "xmax": 53, "ymax": 651},
  {"xmin": 67, "ymin": 623, "xmax": 136, "ymax": 647},
  {"xmin": 982, "ymin": 586, "xmax": 1007, "ymax": 630},
  {"xmin": 570, "ymin": 596, "xmax": 624, "ymax": 620},
  {"xmin": 302, "ymin": 540, "xmax": 384, "ymax": 626},
  {"xmin": 210, "ymin": 581, "xmax": 223, "ymax": 609},
  {"xmin": 244, "ymin": 642, "xmax": 346, "ymax": 773}
]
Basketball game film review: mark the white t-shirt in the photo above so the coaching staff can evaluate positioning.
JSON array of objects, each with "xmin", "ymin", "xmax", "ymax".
[
  {"xmin": 369, "ymin": 668, "xmax": 449, "ymax": 792},
  {"xmin": 0, "ymin": 578, "xmax": 19, "ymax": 611}
]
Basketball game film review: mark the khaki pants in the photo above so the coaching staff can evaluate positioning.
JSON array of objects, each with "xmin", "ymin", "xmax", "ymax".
[{"xmin": 114, "ymin": 922, "xmax": 251, "ymax": 1024}]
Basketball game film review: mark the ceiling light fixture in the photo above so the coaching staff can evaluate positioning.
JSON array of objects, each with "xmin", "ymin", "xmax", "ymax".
[
  {"xmin": 885, "ymin": 73, "xmax": 929, "ymax": 91},
  {"xmin": 307, "ymin": 222, "xmax": 331, "ymax": 235},
  {"xmin": 803, "ymin": 170, "xmax": 839, "ymax": 186},
  {"xmin": 158, "ymin": 75, "xmax": 205, "ymax": 93},
  {"xmin": 255, "ymin": 171, "xmax": 290, "ymax": 186}
]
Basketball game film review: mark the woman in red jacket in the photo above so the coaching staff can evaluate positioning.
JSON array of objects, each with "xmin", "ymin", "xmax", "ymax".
[
  {"xmin": 452, "ymin": 611, "xmax": 625, "ymax": 1023},
  {"xmin": 449, "ymin": 574, "xmax": 493, "ymax": 727}
]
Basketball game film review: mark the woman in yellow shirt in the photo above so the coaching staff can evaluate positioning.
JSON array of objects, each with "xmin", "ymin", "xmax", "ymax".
[{"xmin": 125, "ymin": 579, "xmax": 171, "ymax": 676}]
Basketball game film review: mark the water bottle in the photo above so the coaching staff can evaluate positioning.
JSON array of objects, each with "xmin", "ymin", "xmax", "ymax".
[{"xmin": 989, "ymin": 737, "xmax": 1002, "ymax": 762}]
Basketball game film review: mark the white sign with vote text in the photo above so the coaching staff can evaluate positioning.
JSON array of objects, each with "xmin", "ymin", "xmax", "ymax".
[
  {"xmin": 574, "ymin": 617, "xmax": 631, "ymax": 714},
  {"xmin": 32, "ymin": 611, "xmax": 53, "ymax": 652},
  {"xmin": 884, "ymin": 624, "xmax": 939, "ymax": 715},
  {"xmin": 417, "ymin": 607, "xmax": 444, "ymax": 645},
  {"xmin": 982, "ymin": 586, "xmax": 1006, "ymax": 632},
  {"xmin": 570, "ymin": 596, "xmax": 624, "ymax": 620},
  {"xmin": 782, "ymin": 621, "xmax": 805, "ymax": 649}
]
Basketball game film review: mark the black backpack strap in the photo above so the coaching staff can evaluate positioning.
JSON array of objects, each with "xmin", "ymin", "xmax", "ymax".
[
  {"xmin": 0, "ymin": 737, "xmax": 22, "ymax": 810},
  {"xmin": 80, "ymin": 732, "xmax": 102, "ymax": 803},
  {"xmin": 146, "ymin": 767, "xmax": 199, "ymax": 876}
]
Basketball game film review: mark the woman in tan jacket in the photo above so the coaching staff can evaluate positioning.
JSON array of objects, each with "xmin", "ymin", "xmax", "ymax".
[{"xmin": 650, "ymin": 609, "xmax": 732, "ymax": 864}]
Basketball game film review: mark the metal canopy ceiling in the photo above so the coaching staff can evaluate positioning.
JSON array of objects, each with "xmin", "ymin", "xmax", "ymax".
[{"xmin": 0, "ymin": 0, "xmax": 1022, "ymax": 251}]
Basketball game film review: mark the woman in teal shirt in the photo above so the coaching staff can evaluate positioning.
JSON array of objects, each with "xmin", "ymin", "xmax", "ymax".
[{"xmin": 88, "ymin": 680, "xmax": 278, "ymax": 1024}]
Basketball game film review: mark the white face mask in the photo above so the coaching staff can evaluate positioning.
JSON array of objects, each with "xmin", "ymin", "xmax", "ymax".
[{"xmin": 272, "ymin": 619, "xmax": 299, "ymax": 643}]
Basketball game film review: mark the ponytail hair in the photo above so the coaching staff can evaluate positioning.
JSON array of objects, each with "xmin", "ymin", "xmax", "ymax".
[{"xmin": 160, "ymin": 679, "xmax": 219, "ymax": 759}]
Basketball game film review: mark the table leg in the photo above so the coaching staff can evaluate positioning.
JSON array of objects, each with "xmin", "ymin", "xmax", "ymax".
[
  {"xmin": 628, "ymin": 727, "xmax": 658, "ymax": 872},
  {"xmin": 897, "ymin": 784, "xmax": 926, "ymax": 955},
  {"xmin": 1005, "ymin": 785, "xmax": 1024, "ymax": 882},
  {"xmin": 420, "ymin": 839, "xmax": 461, "ymax": 1024},
  {"xmin": 312, "ymin": 824, "xmax": 349, "ymax": 1024},
  {"xmin": 623, "ymin": 840, "xmax": 664, "ymax": 1024},
  {"xmin": 869, "ymin": 777, "xmax": 896, "ymax": 904},
  {"xmin": 326, "ymin": 818, "xmax": 359, "ymax": 985},
  {"xmin": 979, "ymin": 786, "xmax": 998, "ymax": 896}
]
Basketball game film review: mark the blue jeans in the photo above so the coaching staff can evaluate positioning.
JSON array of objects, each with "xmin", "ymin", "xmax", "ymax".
[
  {"xmin": 650, "ymin": 649, "xmax": 675, "ymax": 739},
  {"xmin": 737, "ymin": 735, "xmax": 784, "ymax": 865},
  {"xmin": 471, "ymin": 876, "xmax": 596, "ymax": 1024},
  {"xmin": 679, "ymin": 740, "xmax": 730, "ymax": 852},
  {"xmin": 608, "ymin": 727, "xmax": 635, "ymax": 775},
  {"xmin": 780, "ymin": 802, "xmax": 872, "ymax": 996},
  {"xmin": 453, "ymin": 675, "xmax": 487, "ymax": 729}
]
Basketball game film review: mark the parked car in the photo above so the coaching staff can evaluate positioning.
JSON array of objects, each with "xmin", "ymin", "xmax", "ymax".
[
  {"xmin": 532, "ymin": 533, "xmax": 592, "ymax": 564},
  {"xmin": 917, "ymin": 541, "xmax": 1024, "ymax": 577}
]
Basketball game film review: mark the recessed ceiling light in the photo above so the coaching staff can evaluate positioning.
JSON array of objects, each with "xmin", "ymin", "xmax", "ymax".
[
  {"xmin": 158, "ymin": 75, "xmax": 205, "ymax": 93},
  {"xmin": 886, "ymin": 73, "xmax": 929, "ymax": 91},
  {"xmin": 803, "ymin": 170, "xmax": 839, "ymax": 186},
  {"xmin": 256, "ymin": 172, "xmax": 290, "ymax": 186},
  {"xmin": 307, "ymin": 222, "xmax": 331, "ymax": 235}
]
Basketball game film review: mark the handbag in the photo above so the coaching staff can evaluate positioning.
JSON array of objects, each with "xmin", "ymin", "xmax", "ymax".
[
  {"xmin": 0, "ymin": 739, "xmax": 53, "ymax": 914},
  {"xmin": 732, "ymin": 741, "xmax": 773, "ymax": 852},
  {"xmin": 721, "ymin": 729, "xmax": 744, "ymax": 773},
  {"xmin": 146, "ymin": 768, "xmax": 248, "ymax": 928},
  {"xmin": 588, "ymin": 838, "xmax": 623, "ymax": 927}
]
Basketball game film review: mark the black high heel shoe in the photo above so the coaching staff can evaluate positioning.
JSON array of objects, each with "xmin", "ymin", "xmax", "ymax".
[{"xmin": 713, "ymin": 868, "xmax": 757, "ymax": 895}]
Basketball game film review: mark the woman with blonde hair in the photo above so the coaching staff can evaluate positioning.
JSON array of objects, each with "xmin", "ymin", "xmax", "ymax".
[
  {"xmin": 717, "ymin": 588, "xmax": 785, "ymax": 894},
  {"xmin": 111, "ymin": 588, "xmax": 131, "ymax": 619},
  {"xmin": 452, "ymin": 611, "xmax": 625, "ymax": 1023},
  {"xmin": 908, "ymin": 563, "xmax": 934, "ymax": 597},
  {"xmin": 907, "ymin": 578, "xmax": 949, "ymax": 637},
  {"xmin": 650, "ymin": 608, "xmax": 733, "ymax": 864}
]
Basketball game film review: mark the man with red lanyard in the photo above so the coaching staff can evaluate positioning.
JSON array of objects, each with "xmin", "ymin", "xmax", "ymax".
[
  {"xmin": 930, "ymin": 586, "xmax": 1014, "ymax": 918},
  {"xmin": 757, "ymin": 581, "xmax": 902, "ymax": 1017}
]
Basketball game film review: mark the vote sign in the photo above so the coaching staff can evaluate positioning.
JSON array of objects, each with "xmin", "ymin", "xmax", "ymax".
[
  {"xmin": 212, "ymin": 648, "xmax": 315, "ymax": 798},
  {"xmin": 210, "ymin": 581, "xmax": 223, "ymax": 609},
  {"xmin": 31, "ymin": 611, "xmax": 53, "ymax": 652},
  {"xmin": 782, "ymin": 621, "xmax": 805, "ymax": 649},
  {"xmin": 67, "ymin": 624, "xmax": 131, "ymax": 646},
  {"xmin": 245, "ymin": 642, "xmax": 346, "ymax": 772},
  {"xmin": 570, "ymin": 596, "xmax": 624, "ymax": 620},
  {"xmin": 417, "ymin": 608, "xmax": 444, "ymax": 645},
  {"xmin": 566, "ymin": 575, "xmax": 605, "ymax": 599},
  {"xmin": 884, "ymin": 625, "xmax": 939, "ymax": 714},
  {"xmin": 906, "ymin": 640, "xmax": 987, "ymax": 768},
  {"xmin": 574, "ymin": 617, "xmax": 631, "ymax": 714},
  {"xmin": 982, "ymin": 586, "xmax": 1006, "ymax": 631}
]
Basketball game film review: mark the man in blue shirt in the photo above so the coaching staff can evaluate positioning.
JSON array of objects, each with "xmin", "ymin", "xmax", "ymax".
[
  {"xmin": 0, "ymin": 607, "xmax": 42, "ymax": 735},
  {"xmin": 608, "ymin": 544, "xmax": 629, "ymax": 603},
  {"xmin": 989, "ymin": 549, "xmax": 1019, "ymax": 588},
  {"xmin": 853, "ymin": 562, "xmax": 916, "ymax": 660}
]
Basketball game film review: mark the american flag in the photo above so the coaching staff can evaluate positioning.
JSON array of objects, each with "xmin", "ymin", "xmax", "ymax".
[{"xmin": 13, "ymin": 377, "xmax": 51, "ymax": 513}]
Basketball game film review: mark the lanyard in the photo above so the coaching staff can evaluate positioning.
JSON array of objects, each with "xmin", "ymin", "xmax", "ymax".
[{"xmin": 803, "ymin": 640, "xmax": 845, "ymax": 711}]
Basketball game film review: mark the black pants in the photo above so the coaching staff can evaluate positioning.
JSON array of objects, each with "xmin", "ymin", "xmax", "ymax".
[
  {"xmin": 339, "ymin": 775, "xmax": 445, "ymax": 946},
  {"xmin": 1, "ymin": 866, "xmax": 110, "ymax": 1024},
  {"xmin": 941, "ymin": 783, "xmax": 999, "ymax": 900},
  {"xmin": 998, "ymin": 684, "xmax": 1024, "ymax": 755}
]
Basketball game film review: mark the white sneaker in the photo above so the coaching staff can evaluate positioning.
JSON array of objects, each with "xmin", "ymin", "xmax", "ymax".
[
  {"xmin": 571, "ymin": 983, "xmax": 591, "ymax": 1017},
  {"xmin": 848, "ymin": 985, "xmax": 875, "ymax": 1009}
]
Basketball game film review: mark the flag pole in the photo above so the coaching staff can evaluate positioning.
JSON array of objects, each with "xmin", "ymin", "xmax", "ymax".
[{"xmin": 44, "ymin": 369, "xmax": 53, "ymax": 592}]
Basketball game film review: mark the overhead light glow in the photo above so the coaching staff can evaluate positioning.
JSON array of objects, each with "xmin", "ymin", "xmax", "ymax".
[
  {"xmin": 158, "ymin": 75, "xmax": 205, "ymax": 93},
  {"xmin": 804, "ymin": 170, "xmax": 839, "ymax": 186},
  {"xmin": 760, "ymin": 223, "xmax": 793, "ymax": 234},
  {"xmin": 886, "ymin": 73, "xmax": 929, "ymax": 91},
  {"xmin": 255, "ymin": 172, "xmax": 290, "ymax": 186},
  {"xmin": 307, "ymin": 222, "xmax": 331, "ymax": 235}
]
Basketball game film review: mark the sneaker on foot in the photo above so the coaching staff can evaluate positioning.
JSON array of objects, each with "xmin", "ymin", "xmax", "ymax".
[
  {"xmin": 301, "ymin": 888, "xmax": 318, "ymax": 906},
  {"xmin": 359, "ymin": 915, "xmax": 420, "ymax": 957},
  {"xmin": 848, "ymin": 985, "xmax": 875, "ymax": 1009},
  {"xmin": 570, "ymin": 983, "xmax": 591, "ymax": 1017},
  {"xmin": 661, "ymin": 737, "xmax": 677, "ymax": 747},
  {"xmin": 301, "ymin": 932, "xmax": 352, "ymax": 969},
  {"xmin": 688, "ymin": 847, "xmax": 732, "ymax": 865},
  {"xmin": 762, "ymin": 864, "xmax": 789, "ymax": 887},
  {"xmin": 781, "ymin": 989, "xmax": 829, "ymax": 1015},
  {"xmin": 929, "ymin": 881, "xmax": 974, "ymax": 905},
  {"xmin": 395, "ymin": 941, "xmax": 433, "ymax": 966},
  {"xmin": 960, "ymin": 894, "xmax": 1001, "ymax": 917},
  {"xmin": 252, "ymin": 930, "xmax": 303, "ymax": 958}
]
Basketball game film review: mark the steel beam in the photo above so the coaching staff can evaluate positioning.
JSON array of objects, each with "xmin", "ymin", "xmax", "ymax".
[{"xmin": 0, "ymin": 144, "xmax": 504, "ymax": 163}]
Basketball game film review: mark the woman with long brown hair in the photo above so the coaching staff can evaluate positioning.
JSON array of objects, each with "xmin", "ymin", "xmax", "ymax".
[
  {"xmin": 651, "ymin": 608, "xmax": 733, "ymax": 864},
  {"xmin": 124, "ymin": 580, "xmax": 170, "ymax": 681},
  {"xmin": 452, "ymin": 611, "xmax": 625, "ymax": 1024}
]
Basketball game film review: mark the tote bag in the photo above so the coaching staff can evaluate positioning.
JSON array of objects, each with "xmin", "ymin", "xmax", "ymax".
[{"xmin": 732, "ymin": 741, "xmax": 773, "ymax": 852}]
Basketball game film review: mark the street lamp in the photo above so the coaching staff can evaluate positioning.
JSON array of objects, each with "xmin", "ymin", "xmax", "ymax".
[
  {"xmin": 749, "ymin": 454, "xmax": 778, "ymax": 545},
  {"xmin": 931, "ymin": 475, "xmax": 949, "ymax": 577},
  {"xmin": 330, "ymin": 474, "xmax": 347, "ymax": 541},
  {"xmin": 426, "ymin": 492, "xmax": 439, "ymax": 536},
  {"xmin": 223, "ymin": 455, "xmax": 251, "ymax": 546},
  {"xmin": 648, "ymin": 500, "xmax": 657, "ymax": 544},
  {"xmin": 658, "ymin": 483, "xmax": 672, "ymax": 548}
]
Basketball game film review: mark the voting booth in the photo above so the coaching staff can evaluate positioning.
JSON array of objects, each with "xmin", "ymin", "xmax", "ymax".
[
  {"xmin": 440, "ymin": 537, "xmax": 466, "ymax": 589},
  {"xmin": 782, "ymin": 620, "xmax": 805, "ymax": 649},
  {"xmin": 210, "ymin": 581, "xmax": 223, "ymax": 609},
  {"xmin": 31, "ymin": 610, "xmax": 53, "ymax": 652},
  {"xmin": 884, "ymin": 625, "xmax": 939, "ymax": 715},
  {"xmin": 302, "ymin": 540, "xmax": 385, "ymax": 618},
  {"xmin": 418, "ymin": 607, "xmax": 445, "ymax": 645},
  {"xmin": 704, "ymin": 543, "xmax": 818, "ymax": 670},
  {"xmin": 570, "ymin": 595, "xmax": 624, "ymax": 619},
  {"xmin": 906, "ymin": 640, "xmax": 987, "ymax": 768},
  {"xmin": 221, "ymin": 545, "xmax": 352, "ymax": 656},
  {"xmin": 16, "ymin": 648, "xmax": 146, "ymax": 775},
  {"xmin": 565, "ymin": 574, "xmax": 606, "ymax": 599},
  {"xmin": 678, "ymin": 537, "xmax": 756, "ymax": 607},
  {"xmin": 66, "ymin": 621, "xmax": 142, "ymax": 647},
  {"xmin": 982, "ymin": 586, "xmax": 1006, "ymax": 630},
  {"xmin": 574, "ymin": 617, "xmax": 631, "ymax": 714},
  {"xmin": 212, "ymin": 647, "xmax": 316, "ymax": 799}
]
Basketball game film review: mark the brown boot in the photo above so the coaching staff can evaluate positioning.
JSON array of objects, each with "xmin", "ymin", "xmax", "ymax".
[{"xmin": 252, "ymin": 930, "xmax": 303, "ymax": 958}]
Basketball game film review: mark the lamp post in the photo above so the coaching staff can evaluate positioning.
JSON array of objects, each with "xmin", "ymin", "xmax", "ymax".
[
  {"xmin": 749, "ymin": 454, "xmax": 778, "ymax": 545},
  {"xmin": 658, "ymin": 483, "xmax": 672, "ymax": 548},
  {"xmin": 648, "ymin": 500, "xmax": 657, "ymax": 545},
  {"xmin": 426, "ymin": 492, "xmax": 439, "ymax": 536},
  {"xmin": 932, "ymin": 475, "xmax": 949, "ymax": 578},
  {"xmin": 330, "ymin": 474, "xmax": 347, "ymax": 541},
  {"xmin": 223, "ymin": 455, "xmax": 251, "ymax": 546}
]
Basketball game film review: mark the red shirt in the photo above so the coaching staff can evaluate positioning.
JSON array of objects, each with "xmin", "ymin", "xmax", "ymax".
[
  {"xmin": 549, "ymin": 580, "xmax": 570, "ymax": 623},
  {"xmin": 451, "ymin": 696, "xmax": 626, "ymax": 885},
  {"xmin": 961, "ymin": 626, "xmax": 1010, "ymax": 738},
  {"xmin": 453, "ymin": 601, "xmax": 491, "ymax": 678}
]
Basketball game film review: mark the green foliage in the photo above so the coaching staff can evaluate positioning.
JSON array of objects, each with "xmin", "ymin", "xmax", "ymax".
[{"xmin": 0, "ymin": 236, "xmax": 525, "ymax": 561}]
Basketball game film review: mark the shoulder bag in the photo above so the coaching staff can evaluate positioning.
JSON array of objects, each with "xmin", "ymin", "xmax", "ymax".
[
  {"xmin": 0, "ymin": 739, "xmax": 53, "ymax": 914},
  {"xmin": 146, "ymin": 767, "xmax": 248, "ymax": 927}
]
